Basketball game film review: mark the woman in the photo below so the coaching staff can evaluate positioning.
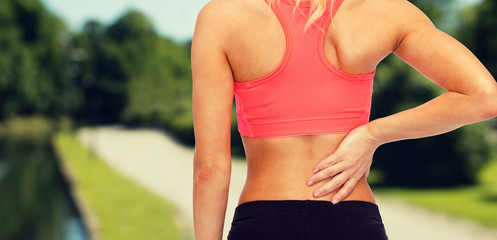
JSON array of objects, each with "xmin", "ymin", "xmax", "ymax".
[{"xmin": 191, "ymin": 0, "xmax": 497, "ymax": 239}]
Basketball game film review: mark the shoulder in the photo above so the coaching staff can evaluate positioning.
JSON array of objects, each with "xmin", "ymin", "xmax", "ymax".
[
  {"xmin": 195, "ymin": 0, "xmax": 265, "ymax": 46},
  {"xmin": 374, "ymin": 0, "xmax": 434, "ymax": 30},
  {"xmin": 381, "ymin": 0, "xmax": 434, "ymax": 26},
  {"xmin": 198, "ymin": 0, "xmax": 238, "ymax": 17},
  {"xmin": 340, "ymin": 0, "xmax": 434, "ymax": 31},
  {"xmin": 196, "ymin": 0, "xmax": 263, "ymax": 26},
  {"xmin": 345, "ymin": 0, "xmax": 436, "ymax": 50},
  {"xmin": 345, "ymin": 0, "xmax": 433, "ymax": 27},
  {"xmin": 193, "ymin": 0, "xmax": 236, "ymax": 52},
  {"xmin": 196, "ymin": 0, "xmax": 237, "ymax": 31}
]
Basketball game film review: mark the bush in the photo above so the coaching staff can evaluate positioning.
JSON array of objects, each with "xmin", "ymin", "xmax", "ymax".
[{"xmin": 0, "ymin": 115, "xmax": 55, "ymax": 140}]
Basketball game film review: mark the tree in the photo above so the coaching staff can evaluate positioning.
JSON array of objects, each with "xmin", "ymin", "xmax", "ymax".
[
  {"xmin": 458, "ymin": 0, "xmax": 497, "ymax": 78},
  {"xmin": 0, "ymin": 0, "xmax": 76, "ymax": 120},
  {"xmin": 72, "ymin": 10, "xmax": 195, "ymax": 144}
]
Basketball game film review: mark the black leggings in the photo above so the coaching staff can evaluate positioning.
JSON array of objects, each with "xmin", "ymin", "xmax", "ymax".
[{"xmin": 227, "ymin": 200, "xmax": 388, "ymax": 240}]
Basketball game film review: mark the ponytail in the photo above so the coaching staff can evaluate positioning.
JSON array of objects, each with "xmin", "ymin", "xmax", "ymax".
[{"xmin": 268, "ymin": 0, "xmax": 335, "ymax": 31}]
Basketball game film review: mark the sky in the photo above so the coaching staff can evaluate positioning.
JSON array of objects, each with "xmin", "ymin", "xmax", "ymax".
[
  {"xmin": 40, "ymin": 0, "xmax": 482, "ymax": 43},
  {"xmin": 40, "ymin": 0, "xmax": 210, "ymax": 42}
]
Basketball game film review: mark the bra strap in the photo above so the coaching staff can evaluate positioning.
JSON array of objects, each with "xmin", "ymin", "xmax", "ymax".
[{"xmin": 331, "ymin": 0, "xmax": 345, "ymax": 19}]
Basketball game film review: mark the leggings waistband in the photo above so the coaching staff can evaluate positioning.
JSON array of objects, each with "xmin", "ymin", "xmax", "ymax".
[{"xmin": 234, "ymin": 200, "xmax": 380, "ymax": 217}]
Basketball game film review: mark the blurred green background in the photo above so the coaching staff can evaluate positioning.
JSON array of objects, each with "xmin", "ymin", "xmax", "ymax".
[{"xmin": 0, "ymin": 0, "xmax": 496, "ymax": 239}]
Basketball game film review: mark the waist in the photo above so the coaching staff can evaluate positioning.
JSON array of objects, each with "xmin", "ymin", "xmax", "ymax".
[
  {"xmin": 238, "ymin": 133, "xmax": 375, "ymax": 206},
  {"xmin": 238, "ymin": 167, "xmax": 375, "ymax": 206}
]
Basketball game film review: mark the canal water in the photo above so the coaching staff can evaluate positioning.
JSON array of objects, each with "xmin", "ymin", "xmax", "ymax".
[{"xmin": 0, "ymin": 137, "xmax": 87, "ymax": 240}]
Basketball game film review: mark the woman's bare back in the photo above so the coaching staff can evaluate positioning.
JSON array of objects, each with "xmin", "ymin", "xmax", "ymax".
[
  {"xmin": 224, "ymin": 0, "xmax": 397, "ymax": 83},
  {"xmin": 215, "ymin": 0, "xmax": 404, "ymax": 205}
]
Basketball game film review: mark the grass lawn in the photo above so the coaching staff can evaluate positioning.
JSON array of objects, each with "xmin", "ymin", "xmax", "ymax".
[
  {"xmin": 53, "ymin": 131, "xmax": 184, "ymax": 240},
  {"xmin": 372, "ymin": 159, "xmax": 497, "ymax": 228}
]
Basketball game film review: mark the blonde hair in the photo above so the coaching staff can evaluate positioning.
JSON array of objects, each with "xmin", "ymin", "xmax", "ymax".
[{"xmin": 267, "ymin": 0, "xmax": 335, "ymax": 31}]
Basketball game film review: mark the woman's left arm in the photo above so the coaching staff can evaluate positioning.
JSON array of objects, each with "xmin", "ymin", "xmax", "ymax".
[
  {"xmin": 191, "ymin": 2, "xmax": 235, "ymax": 240},
  {"xmin": 307, "ymin": 0, "xmax": 497, "ymax": 204}
]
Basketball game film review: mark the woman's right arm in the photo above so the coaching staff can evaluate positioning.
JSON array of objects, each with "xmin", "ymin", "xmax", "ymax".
[{"xmin": 366, "ymin": 0, "xmax": 497, "ymax": 147}]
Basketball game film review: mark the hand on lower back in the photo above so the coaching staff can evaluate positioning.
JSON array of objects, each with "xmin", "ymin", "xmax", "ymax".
[{"xmin": 306, "ymin": 124, "xmax": 380, "ymax": 204}]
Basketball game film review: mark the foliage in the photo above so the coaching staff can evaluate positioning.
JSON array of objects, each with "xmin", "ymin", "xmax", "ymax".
[
  {"xmin": 0, "ymin": 0, "xmax": 76, "ymax": 119},
  {"xmin": 373, "ymin": 158, "xmax": 497, "ymax": 228},
  {"xmin": 458, "ymin": 0, "xmax": 497, "ymax": 78},
  {"xmin": 71, "ymin": 11, "xmax": 194, "ymax": 143},
  {"xmin": 0, "ymin": 0, "xmax": 194, "ymax": 143},
  {"xmin": 53, "ymin": 132, "xmax": 184, "ymax": 240},
  {"xmin": 0, "ymin": 115, "xmax": 55, "ymax": 139}
]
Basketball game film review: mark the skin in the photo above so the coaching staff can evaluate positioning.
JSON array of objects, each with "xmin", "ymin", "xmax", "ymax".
[{"xmin": 191, "ymin": 0, "xmax": 497, "ymax": 239}]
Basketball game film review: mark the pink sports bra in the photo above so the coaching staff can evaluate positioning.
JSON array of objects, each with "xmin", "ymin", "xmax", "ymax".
[{"xmin": 234, "ymin": 0, "xmax": 375, "ymax": 138}]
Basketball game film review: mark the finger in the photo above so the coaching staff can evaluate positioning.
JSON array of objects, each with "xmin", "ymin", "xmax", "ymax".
[
  {"xmin": 313, "ymin": 173, "xmax": 348, "ymax": 198},
  {"xmin": 307, "ymin": 162, "xmax": 345, "ymax": 186},
  {"xmin": 313, "ymin": 153, "xmax": 340, "ymax": 174},
  {"xmin": 331, "ymin": 177, "xmax": 361, "ymax": 204}
]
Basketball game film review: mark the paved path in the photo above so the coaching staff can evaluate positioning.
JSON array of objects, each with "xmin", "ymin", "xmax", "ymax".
[{"xmin": 77, "ymin": 126, "xmax": 497, "ymax": 240}]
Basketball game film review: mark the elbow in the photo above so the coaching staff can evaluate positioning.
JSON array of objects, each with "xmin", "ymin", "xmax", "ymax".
[
  {"xmin": 193, "ymin": 154, "xmax": 231, "ymax": 184},
  {"xmin": 194, "ymin": 165, "xmax": 231, "ymax": 184},
  {"xmin": 478, "ymin": 86, "xmax": 497, "ymax": 120},
  {"xmin": 484, "ymin": 102, "xmax": 497, "ymax": 120}
]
